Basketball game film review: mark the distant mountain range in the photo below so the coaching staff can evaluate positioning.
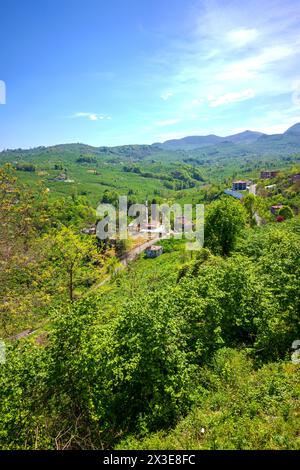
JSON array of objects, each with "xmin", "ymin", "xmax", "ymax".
[
  {"xmin": 155, "ymin": 123, "xmax": 300, "ymax": 152},
  {"xmin": 1, "ymin": 123, "xmax": 300, "ymax": 162}
]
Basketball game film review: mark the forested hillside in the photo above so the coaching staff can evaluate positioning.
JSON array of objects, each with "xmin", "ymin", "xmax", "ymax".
[
  {"xmin": 2, "ymin": 0, "xmax": 300, "ymax": 457},
  {"xmin": 0, "ymin": 155, "xmax": 299, "ymax": 449}
]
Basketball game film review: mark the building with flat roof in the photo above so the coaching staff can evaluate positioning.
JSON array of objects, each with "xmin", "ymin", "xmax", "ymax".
[
  {"xmin": 289, "ymin": 173, "xmax": 300, "ymax": 184},
  {"xmin": 232, "ymin": 180, "xmax": 247, "ymax": 191},
  {"xmin": 260, "ymin": 170, "xmax": 279, "ymax": 179}
]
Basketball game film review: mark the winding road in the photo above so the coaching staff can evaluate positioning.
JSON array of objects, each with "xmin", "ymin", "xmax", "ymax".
[{"xmin": 248, "ymin": 183, "xmax": 263, "ymax": 226}]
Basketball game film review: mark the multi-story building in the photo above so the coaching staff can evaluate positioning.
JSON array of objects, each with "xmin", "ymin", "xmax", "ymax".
[
  {"xmin": 232, "ymin": 180, "xmax": 247, "ymax": 191},
  {"xmin": 260, "ymin": 170, "xmax": 279, "ymax": 179}
]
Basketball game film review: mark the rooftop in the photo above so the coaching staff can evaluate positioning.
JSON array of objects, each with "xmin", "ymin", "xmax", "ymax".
[
  {"xmin": 224, "ymin": 189, "xmax": 243, "ymax": 200},
  {"xmin": 147, "ymin": 245, "xmax": 163, "ymax": 251}
]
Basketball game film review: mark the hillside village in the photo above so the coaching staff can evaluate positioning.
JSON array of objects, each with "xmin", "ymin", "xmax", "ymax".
[
  {"xmin": 76, "ymin": 167, "xmax": 300, "ymax": 261},
  {"xmin": 1, "ymin": 154, "xmax": 300, "ymax": 451},
  {"xmin": 2, "ymin": 0, "xmax": 300, "ymax": 459}
]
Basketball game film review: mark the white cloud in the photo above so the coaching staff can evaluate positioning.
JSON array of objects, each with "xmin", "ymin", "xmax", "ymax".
[
  {"xmin": 219, "ymin": 45, "xmax": 296, "ymax": 81},
  {"xmin": 226, "ymin": 28, "xmax": 259, "ymax": 47},
  {"xmin": 160, "ymin": 91, "xmax": 173, "ymax": 101},
  {"xmin": 208, "ymin": 89, "xmax": 255, "ymax": 107},
  {"xmin": 88, "ymin": 114, "xmax": 98, "ymax": 121},
  {"xmin": 147, "ymin": 0, "xmax": 300, "ymax": 128},
  {"xmin": 73, "ymin": 112, "xmax": 111, "ymax": 121}
]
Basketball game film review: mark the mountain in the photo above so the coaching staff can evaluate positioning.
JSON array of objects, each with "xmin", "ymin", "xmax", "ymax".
[
  {"xmin": 158, "ymin": 134, "xmax": 224, "ymax": 150},
  {"xmin": 1, "ymin": 123, "xmax": 300, "ymax": 163},
  {"xmin": 157, "ymin": 130, "xmax": 265, "ymax": 150},
  {"xmin": 156, "ymin": 124, "xmax": 300, "ymax": 153},
  {"xmin": 224, "ymin": 130, "xmax": 266, "ymax": 143},
  {"xmin": 284, "ymin": 123, "xmax": 300, "ymax": 135}
]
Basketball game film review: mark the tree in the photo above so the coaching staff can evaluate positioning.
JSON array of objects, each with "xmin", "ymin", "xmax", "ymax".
[
  {"xmin": 278, "ymin": 205, "xmax": 294, "ymax": 220},
  {"xmin": 204, "ymin": 197, "xmax": 247, "ymax": 256},
  {"xmin": 106, "ymin": 255, "xmax": 122, "ymax": 278},
  {"xmin": 0, "ymin": 166, "xmax": 52, "ymax": 334},
  {"xmin": 47, "ymin": 227, "xmax": 103, "ymax": 301}
]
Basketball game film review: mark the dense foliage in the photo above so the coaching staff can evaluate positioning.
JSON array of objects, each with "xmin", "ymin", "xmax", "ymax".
[{"xmin": 0, "ymin": 159, "xmax": 299, "ymax": 450}]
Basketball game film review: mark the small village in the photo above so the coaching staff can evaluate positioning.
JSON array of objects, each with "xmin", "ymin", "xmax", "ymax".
[{"xmin": 80, "ymin": 169, "xmax": 300, "ymax": 261}]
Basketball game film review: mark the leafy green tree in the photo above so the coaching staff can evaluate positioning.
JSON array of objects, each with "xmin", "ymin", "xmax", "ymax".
[
  {"xmin": 0, "ymin": 166, "xmax": 53, "ymax": 334},
  {"xmin": 278, "ymin": 205, "xmax": 294, "ymax": 220},
  {"xmin": 101, "ymin": 189, "xmax": 120, "ymax": 207},
  {"xmin": 0, "ymin": 342, "xmax": 50, "ymax": 449},
  {"xmin": 46, "ymin": 227, "xmax": 103, "ymax": 301},
  {"xmin": 204, "ymin": 196, "xmax": 247, "ymax": 256},
  {"xmin": 253, "ymin": 229, "xmax": 300, "ymax": 359},
  {"xmin": 90, "ymin": 295, "xmax": 196, "ymax": 435},
  {"xmin": 243, "ymin": 193, "xmax": 260, "ymax": 227}
]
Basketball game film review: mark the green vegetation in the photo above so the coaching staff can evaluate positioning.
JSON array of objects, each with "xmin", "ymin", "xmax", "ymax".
[
  {"xmin": 118, "ymin": 350, "xmax": 300, "ymax": 450},
  {"xmin": 204, "ymin": 197, "xmax": 247, "ymax": 255},
  {"xmin": 1, "ymin": 140, "xmax": 300, "ymax": 208},
  {"xmin": 0, "ymin": 145, "xmax": 299, "ymax": 450}
]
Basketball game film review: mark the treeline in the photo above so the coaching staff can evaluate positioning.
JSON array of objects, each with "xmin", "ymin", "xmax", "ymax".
[
  {"xmin": 14, "ymin": 162, "xmax": 36, "ymax": 172},
  {"xmin": 123, "ymin": 164, "xmax": 204, "ymax": 190},
  {"xmin": 76, "ymin": 155, "xmax": 97, "ymax": 164}
]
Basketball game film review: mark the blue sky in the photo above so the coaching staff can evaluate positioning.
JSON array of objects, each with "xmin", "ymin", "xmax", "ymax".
[{"xmin": 1, "ymin": 0, "xmax": 300, "ymax": 149}]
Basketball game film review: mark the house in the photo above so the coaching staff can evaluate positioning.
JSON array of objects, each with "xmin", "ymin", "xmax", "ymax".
[
  {"xmin": 128, "ymin": 219, "xmax": 167, "ymax": 237},
  {"xmin": 270, "ymin": 204, "xmax": 283, "ymax": 215},
  {"xmin": 81, "ymin": 226, "xmax": 96, "ymax": 235},
  {"xmin": 174, "ymin": 216, "xmax": 194, "ymax": 233},
  {"xmin": 55, "ymin": 173, "xmax": 67, "ymax": 181},
  {"xmin": 289, "ymin": 173, "xmax": 300, "ymax": 184},
  {"xmin": 145, "ymin": 245, "xmax": 163, "ymax": 258},
  {"xmin": 232, "ymin": 180, "xmax": 247, "ymax": 191},
  {"xmin": 224, "ymin": 189, "xmax": 243, "ymax": 200},
  {"xmin": 260, "ymin": 170, "xmax": 279, "ymax": 179},
  {"xmin": 140, "ymin": 221, "xmax": 166, "ymax": 237}
]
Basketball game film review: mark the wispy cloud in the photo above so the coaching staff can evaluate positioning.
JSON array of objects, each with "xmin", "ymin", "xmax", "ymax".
[
  {"xmin": 208, "ymin": 89, "xmax": 255, "ymax": 107},
  {"xmin": 155, "ymin": 118, "xmax": 181, "ymax": 127},
  {"xmin": 218, "ymin": 45, "xmax": 297, "ymax": 81},
  {"xmin": 72, "ymin": 112, "xmax": 112, "ymax": 121},
  {"xmin": 147, "ymin": 0, "xmax": 300, "ymax": 131},
  {"xmin": 226, "ymin": 28, "xmax": 259, "ymax": 47}
]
